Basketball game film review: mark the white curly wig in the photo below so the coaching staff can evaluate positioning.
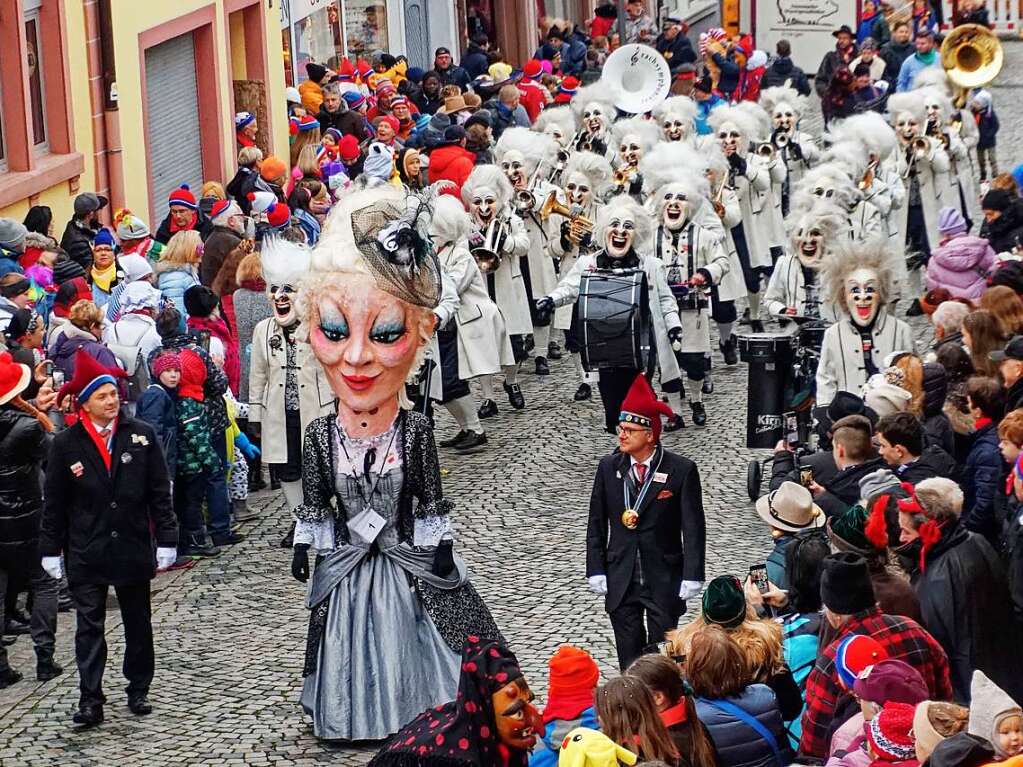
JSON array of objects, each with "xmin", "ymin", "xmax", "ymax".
[
  {"xmin": 429, "ymin": 194, "xmax": 473, "ymax": 246},
  {"xmin": 594, "ymin": 194, "xmax": 654, "ymax": 252},
  {"xmin": 261, "ymin": 236, "xmax": 312, "ymax": 288},
  {"xmin": 641, "ymin": 141, "xmax": 711, "ymax": 198},
  {"xmin": 562, "ymin": 150, "xmax": 614, "ymax": 197},
  {"xmin": 791, "ymin": 165, "xmax": 861, "ymax": 215},
  {"xmin": 570, "ymin": 83, "xmax": 617, "ymax": 126},
  {"xmin": 495, "ymin": 126, "xmax": 558, "ymax": 175},
  {"xmin": 820, "ymin": 240, "xmax": 898, "ymax": 316},
  {"xmin": 786, "ymin": 201, "xmax": 848, "ymax": 252},
  {"xmin": 610, "ymin": 116, "xmax": 662, "ymax": 156},
  {"xmin": 533, "ymin": 105, "xmax": 577, "ymax": 145},
  {"xmin": 707, "ymin": 104, "xmax": 760, "ymax": 150},
  {"xmin": 461, "ymin": 164, "xmax": 514, "ymax": 209},
  {"xmin": 759, "ymin": 86, "xmax": 809, "ymax": 120},
  {"xmin": 918, "ymin": 86, "xmax": 954, "ymax": 123},
  {"xmin": 886, "ymin": 91, "xmax": 927, "ymax": 125},
  {"xmin": 653, "ymin": 95, "xmax": 698, "ymax": 127},
  {"xmin": 819, "ymin": 141, "xmax": 870, "ymax": 181},
  {"xmin": 826, "ymin": 112, "xmax": 898, "ymax": 160},
  {"xmin": 911, "ymin": 67, "xmax": 952, "ymax": 96},
  {"xmin": 654, "ymin": 177, "xmax": 710, "ymax": 220},
  {"xmin": 734, "ymin": 101, "xmax": 773, "ymax": 142}
]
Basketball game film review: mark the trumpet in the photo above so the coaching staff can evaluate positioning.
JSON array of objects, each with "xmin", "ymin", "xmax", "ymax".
[
  {"xmin": 712, "ymin": 178, "xmax": 728, "ymax": 220},
  {"xmin": 539, "ymin": 191, "xmax": 594, "ymax": 247},
  {"xmin": 912, "ymin": 136, "xmax": 931, "ymax": 159},
  {"xmin": 755, "ymin": 142, "xmax": 776, "ymax": 160},
  {"xmin": 514, "ymin": 188, "xmax": 536, "ymax": 214},
  {"xmin": 470, "ymin": 217, "xmax": 508, "ymax": 274},
  {"xmin": 613, "ymin": 163, "xmax": 637, "ymax": 188},
  {"xmin": 773, "ymin": 130, "xmax": 790, "ymax": 149}
]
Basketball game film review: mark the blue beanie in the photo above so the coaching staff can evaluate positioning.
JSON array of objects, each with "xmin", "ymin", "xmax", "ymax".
[
  {"xmin": 342, "ymin": 91, "xmax": 366, "ymax": 109},
  {"xmin": 407, "ymin": 66, "xmax": 425, "ymax": 83},
  {"xmin": 93, "ymin": 227, "xmax": 116, "ymax": 249}
]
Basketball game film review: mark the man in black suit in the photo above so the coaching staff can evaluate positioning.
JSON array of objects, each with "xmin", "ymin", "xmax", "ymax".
[
  {"xmin": 39, "ymin": 349, "xmax": 178, "ymax": 727},
  {"xmin": 586, "ymin": 374, "xmax": 706, "ymax": 670}
]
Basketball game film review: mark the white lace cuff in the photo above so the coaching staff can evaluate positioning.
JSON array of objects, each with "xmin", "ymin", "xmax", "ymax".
[
  {"xmin": 294, "ymin": 519, "xmax": 334, "ymax": 553},
  {"xmin": 413, "ymin": 515, "xmax": 452, "ymax": 547}
]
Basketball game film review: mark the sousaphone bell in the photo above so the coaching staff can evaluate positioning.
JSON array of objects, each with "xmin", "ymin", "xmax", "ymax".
[{"xmin": 602, "ymin": 43, "xmax": 671, "ymax": 115}]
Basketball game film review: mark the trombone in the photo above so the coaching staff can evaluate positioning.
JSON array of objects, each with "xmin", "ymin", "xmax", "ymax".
[{"xmin": 538, "ymin": 191, "xmax": 594, "ymax": 247}]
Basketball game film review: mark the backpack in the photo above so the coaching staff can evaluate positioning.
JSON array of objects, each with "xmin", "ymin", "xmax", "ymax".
[{"xmin": 105, "ymin": 320, "xmax": 152, "ymax": 406}]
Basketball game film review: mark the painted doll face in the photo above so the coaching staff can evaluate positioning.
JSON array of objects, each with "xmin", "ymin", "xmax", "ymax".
[
  {"xmin": 794, "ymin": 223, "xmax": 826, "ymax": 269},
  {"xmin": 661, "ymin": 190, "xmax": 689, "ymax": 231},
  {"xmin": 564, "ymin": 172, "xmax": 593, "ymax": 208},
  {"xmin": 470, "ymin": 187, "xmax": 499, "ymax": 224},
  {"xmin": 618, "ymin": 133, "xmax": 643, "ymax": 166},
  {"xmin": 605, "ymin": 215, "xmax": 636, "ymax": 258},
  {"xmin": 773, "ymin": 103, "xmax": 796, "ymax": 132},
  {"xmin": 491, "ymin": 677, "xmax": 542, "ymax": 751},
  {"xmin": 846, "ymin": 266, "xmax": 881, "ymax": 326},
  {"xmin": 308, "ymin": 274, "xmax": 430, "ymax": 412},
  {"xmin": 924, "ymin": 97, "xmax": 943, "ymax": 127},
  {"xmin": 895, "ymin": 111, "xmax": 921, "ymax": 143},
  {"xmin": 582, "ymin": 101, "xmax": 606, "ymax": 134},
  {"xmin": 501, "ymin": 150, "xmax": 528, "ymax": 189},
  {"xmin": 268, "ymin": 282, "xmax": 299, "ymax": 326},
  {"xmin": 717, "ymin": 120, "xmax": 743, "ymax": 156},
  {"xmin": 662, "ymin": 116, "xmax": 689, "ymax": 142}
]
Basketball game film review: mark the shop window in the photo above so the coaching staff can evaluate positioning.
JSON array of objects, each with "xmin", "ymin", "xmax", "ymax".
[
  {"xmin": 24, "ymin": 13, "xmax": 47, "ymax": 148},
  {"xmin": 294, "ymin": 2, "xmax": 344, "ymax": 73},
  {"xmin": 344, "ymin": 0, "xmax": 389, "ymax": 57},
  {"xmin": 281, "ymin": 27, "xmax": 294, "ymax": 86}
]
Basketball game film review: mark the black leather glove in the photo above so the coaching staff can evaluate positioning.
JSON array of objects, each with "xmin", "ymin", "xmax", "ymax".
[
  {"xmin": 727, "ymin": 152, "xmax": 747, "ymax": 177},
  {"xmin": 432, "ymin": 538, "xmax": 455, "ymax": 578},
  {"xmin": 668, "ymin": 327, "xmax": 684, "ymax": 349},
  {"xmin": 535, "ymin": 296, "xmax": 555, "ymax": 325},
  {"xmin": 578, "ymin": 230, "xmax": 593, "ymax": 250},
  {"xmin": 559, "ymin": 221, "xmax": 573, "ymax": 252},
  {"xmin": 292, "ymin": 543, "xmax": 310, "ymax": 583},
  {"xmin": 789, "ymin": 142, "xmax": 803, "ymax": 161}
]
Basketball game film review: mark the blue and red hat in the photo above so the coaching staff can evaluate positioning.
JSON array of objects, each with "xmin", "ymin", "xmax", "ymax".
[
  {"xmin": 555, "ymin": 76, "xmax": 579, "ymax": 104},
  {"xmin": 342, "ymin": 91, "xmax": 367, "ymax": 110},
  {"xmin": 167, "ymin": 185, "xmax": 198, "ymax": 211}
]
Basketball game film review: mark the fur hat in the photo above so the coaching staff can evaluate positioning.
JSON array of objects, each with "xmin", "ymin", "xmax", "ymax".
[
  {"xmin": 733, "ymin": 101, "xmax": 772, "ymax": 141},
  {"xmin": 791, "ymin": 165, "xmax": 862, "ymax": 216},
  {"xmin": 820, "ymin": 141, "xmax": 871, "ymax": 182}
]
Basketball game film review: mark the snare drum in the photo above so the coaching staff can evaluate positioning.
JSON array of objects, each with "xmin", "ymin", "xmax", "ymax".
[
  {"xmin": 579, "ymin": 269, "xmax": 650, "ymax": 371},
  {"xmin": 798, "ymin": 320, "xmax": 829, "ymax": 353}
]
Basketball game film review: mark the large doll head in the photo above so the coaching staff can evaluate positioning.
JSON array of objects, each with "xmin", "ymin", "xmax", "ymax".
[
  {"xmin": 653, "ymin": 95, "xmax": 698, "ymax": 142},
  {"xmin": 787, "ymin": 203, "xmax": 846, "ymax": 270},
  {"xmin": 759, "ymin": 86, "xmax": 807, "ymax": 135},
  {"xmin": 461, "ymin": 165, "xmax": 513, "ymax": 227},
  {"xmin": 495, "ymin": 126, "xmax": 555, "ymax": 191},
  {"xmin": 562, "ymin": 151, "xmax": 613, "ymax": 209},
  {"xmin": 821, "ymin": 243, "xmax": 896, "ymax": 327},
  {"xmin": 298, "ymin": 187, "xmax": 440, "ymax": 418},
  {"xmin": 887, "ymin": 93, "xmax": 927, "ymax": 146},
  {"xmin": 595, "ymin": 195, "xmax": 653, "ymax": 259}
]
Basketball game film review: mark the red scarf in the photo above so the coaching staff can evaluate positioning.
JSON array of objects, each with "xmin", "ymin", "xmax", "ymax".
[
  {"xmin": 541, "ymin": 691, "xmax": 595, "ymax": 725},
  {"xmin": 81, "ymin": 416, "xmax": 116, "ymax": 471},
  {"xmin": 237, "ymin": 133, "xmax": 256, "ymax": 148},
  {"xmin": 169, "ymin": 211, "xmax": 198, "ymax": 234},
  {"xmin": 660, "ymin": 700, "xmax": 689, "ymax": 728}
]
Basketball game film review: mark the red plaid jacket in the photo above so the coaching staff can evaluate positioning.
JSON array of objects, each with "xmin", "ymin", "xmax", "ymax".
[{"xmin": 799, "ymin": 608, "xmax": 952, "ymax": 758}]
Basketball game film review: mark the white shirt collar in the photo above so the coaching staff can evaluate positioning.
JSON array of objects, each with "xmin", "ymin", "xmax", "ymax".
[{"xmin": 629, "ymin": 453, "xmax": 654, "ymax": 469}]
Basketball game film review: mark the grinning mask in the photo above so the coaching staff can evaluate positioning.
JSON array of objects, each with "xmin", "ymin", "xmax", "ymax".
[
  {"xmin": 618, "ymin": 134, "xmax": 643, "ymax": 167},
  {"xmin": 846, "ymin": 266, "xmax": 880, "ymax": 327},
  {"xmin": 717, "ymin": 120, "xmax": 744, "ymax": 156},
  {"xmin": 923, "ymin": 97, "xmax": 943, "ymax": 128},
  {"xmin": 583, "ymin": 101, "xmax": 608, "ymax": 135},
  {"xmin": 661, "ymin": 190, "xmax": 690, "ymax": 231},
  {"xmin": 492, "ymin": 677, "xmax": 542, "ymax": 751},
  {"xmin": 895, "ymin": 111, "xmax": 921, "ymax": 144},
  {"xmin": 564, "ymin": 172, "xmax": 593, "ymax": 208},
  {"xmin": 269, "ymin": 282, "xmax": 299, "ymax": 327},
  {"xmin": 773, "ymin": 103, "xmax": 796, "ymax": 133},
  {"xmin": 501, "ymin": 150, "xmax": 528, "ymax": 189},
  {"xmin": 663, "ymin": 117, "xmax": 689, "ymax": 142},
  {"xmin": 795, "ymin": 224, "xmax": 826, "ymax": 269},
  {"xmin": 470, "ymin": 187, "xmax": 499, "ymax": 225},
  {"xmin": 605, "ymin": 215, "xmax": 636, "ymax": 258}
]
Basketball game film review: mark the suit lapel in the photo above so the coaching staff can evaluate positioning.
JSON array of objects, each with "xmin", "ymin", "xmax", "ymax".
[
  {"xmin": 109, "ymin": 420, "xmax": 131, "ymax": 483},
  {"xmin": 72, "ymin": 421, "xmax": 110, "ymax": 481},
  {"xmin": 634, "ymin": 446, "xmax": 666, "ymax": 518}
]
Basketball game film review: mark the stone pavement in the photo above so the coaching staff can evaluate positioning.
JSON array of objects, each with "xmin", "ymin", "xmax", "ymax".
[{"xmin": 3, "ymin": 42, "xmax": 1023, "ymax": 765}]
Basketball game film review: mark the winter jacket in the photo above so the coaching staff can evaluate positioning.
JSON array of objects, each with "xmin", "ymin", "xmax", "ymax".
[
  {"xmin": 897, "ymin": 445, "xmax": 958, "ymax": 485},
  {"xmin": 154, "ymin": 209, "xmax": 212, "ymax": 246},
  {"xmin": 232, "ymin": 283, "xmax": 272, "ymax": 404},
  {"xmin": 922, "ymin": 363, "xmax": 956, "ymax": 456},
  {"xmin": 781, "ymin": 611, "xmax": 821, "ymax": 748},
  {"xmin": 460, "ymin": 44, "xmax": 489, "ymax": 79},
  {"xmin": 697, "ymin": 684, "xmax": 794, "ymax": 767},
  {"xmin": 187, "ymin": 314, "xmax": 240, "ymax": 396},
  {"xmin": 435, "ymin": 63, "xmax": 471, "ymax": 92},
  {"xmin": 925, "ymin": 235, "xmax": 996, "ymax": 301},
  {"xmin": 817, "ymin": 458, "xmax": 886, "ymax": 517},
  {"xmin": 760, "ymin": 57, "xmax": 811, "ymax": 96},
  {"xmin": 176, "ymin": 396, "xmax": 219, "ymax": 478},
  {"xmin": 50, "ymin": 325, "xmax": 119, "ymax": 381},
  {"xmin": 980, "ymin": 199, "xmax": 1023, "ymax": 253},
  {"xmin": 528, "ymin": 707, "xmax": 599, "ymax": 767},
  {"xmin": 769, "ymin": 448, "xmax": 839, "ymax": 493},
  {"xmin": 427, "ymin": 144, "xmax": 477, "ymax": 197},
  {"xmin": 712, "ymin": 52, "xmax": 742, "ymax": 99},
  {"xmin": 135, "ymin": 383, "xmax": 178, "ymax": 476},
  {"xmin": 976, "ymin": 109, "xmax": 999, "ymax": 149},
  {"xmin": 155, "ymin": 332, "xmax": 229, "ymax": 435},
  {"xmin": 880, "ymin": 41, "xmax": 914, "ymax": 83},
  {"xmin": 298, "ymin": 78, "xmax": 324, "ymax": 115},
  {"xmin": 225, "ymin": 167, "xmax": 273, "ymax": 215},
  {"xmin": 962, "ymin": 421, "xmax": 1002, "ymax": 540},
  {"xmin": 60, "ymin": 218, "xmax": 99, "ymax": 269},
  {"xmin": 913, "ymin": 520, "xmax": 1023, "ymax": 703},
  {"xmin": 815, "ymin": 47, "xmax": 858, "ymax": 98},
  {"xmin": 0, "ymin": 405, "xmax": 49, "ymax": 574},
  {"xmin": 19, "ymin": 231, "xmax": 57, "ymax": 270},
  {"xmin": 1008, "ymin": 377, "xmax": 1023, "ymax": 412},
  {"xmin": 897, "ymin": 54, "xmax": 940, "ymax": 92},
  {"xmin": 200, "ymin": 225, "xmax": 243, "ymax": 288},
  {"xmin": 315, "ymin": 106, "xmax": 368, "ymax": 142},
  {"xmin": 655, "ymin": 31, "xmax": 697, "ymax": 73},
  {"xmin": 767, "ymin": 535, "xmax": 796, "ymax": 591},
  {"xmin": 155, "ymin": 262, "xmax": 200, "ymax": 319},
  {"xmin": 1005, "ymin": 493, "xmax": 1023, "ymax": 622}
]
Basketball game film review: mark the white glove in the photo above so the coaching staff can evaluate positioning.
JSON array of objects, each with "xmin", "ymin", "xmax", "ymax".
[
  {"xmin": 679, "ymin": 580, "xmax": 704, "ymax": 600},
  {"xmin": 156, "ymin": 547, "xmax": 177, "ymax": 571},
  {"xmin": 41, "ymin": 556, "xmax": 63, "ymax": 581},
  {"xmin": 588, "ymin": 575, "xmax": 608, "ymax": 595}
]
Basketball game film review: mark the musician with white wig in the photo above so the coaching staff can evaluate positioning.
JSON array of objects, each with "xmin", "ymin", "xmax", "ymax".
[
  {"xmin": 758, "ymin": 86, "xmax": 820, "ymax": 215},
  {"xmin": 653, "ymin": 95, "xmax": 699, "ymax": 146},
  {"xmin": 609, "ymin": 116, "xmax": 662, "ymax": 200},
  {"xmin": 428, "ymin": 195, "xmax": 517, "ymax": 453},
  {"xmin": 919, "ymin": 85, "xmax": 977, "ymax": 230},
  {"xmin": 791, "ymin": 162, "xmax": 885, "ymax": 245},
  {"xmin": 570, "ymin": 84, "xmax": 617, "ymax": 159},
  {"xmin": 495, "ymin": 127, "xmax": 562, "ymax": 375},
  {"xmin": 461, "ymin": 165, "xmax": 531, "ymax": 418},
  {"xmin": 532, "ymin": 105, "xmax": 576, "ymax": 186},
  {"xmin": 736, "ymin": 101, "xmax": 788, "ymax": 267},
  {"xmin": 536, "ymin": 196, "xmax": 684, "ymax": 433}
]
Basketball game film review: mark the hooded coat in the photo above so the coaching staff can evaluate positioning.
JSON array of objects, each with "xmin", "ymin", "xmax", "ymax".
[
  {"xmin": 981, "ymin": 199, "xmax": 1023, "ymax": 254},
  {"xmin": 925, "ymin": 235, "xmax": 996, "ymax": 301},
  {"xmin": 961, "ymin": 421, "xmax": 1002, "ymax": 540}
]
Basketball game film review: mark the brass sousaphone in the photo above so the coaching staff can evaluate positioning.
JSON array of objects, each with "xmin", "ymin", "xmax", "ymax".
[
  {"xmin": 602, "ymin": 43, "xmax": 671, "ymax": 115},
  {"xmin": 941, "ymin": 24, "xmax": 1003, "ymax": 106}
]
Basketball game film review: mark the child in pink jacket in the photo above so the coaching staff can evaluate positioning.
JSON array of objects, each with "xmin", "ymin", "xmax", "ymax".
[{"xmin": 925, "ymin": 207, "xmax": 996, "ymax": 303}]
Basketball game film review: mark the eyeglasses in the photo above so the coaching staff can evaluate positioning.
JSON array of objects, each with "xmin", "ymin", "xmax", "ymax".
[{"xmin": 616, "ymin": 424, "xmax": 650, "ymax": 436}]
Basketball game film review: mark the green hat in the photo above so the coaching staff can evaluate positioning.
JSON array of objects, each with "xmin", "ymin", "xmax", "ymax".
[
  {"xmin": 827, "ymin": 504, "xmax": 872, "ymax": 554},
  {"xmin": 702, "ymin": 575, "xmax": 746, "ymax": 629}
]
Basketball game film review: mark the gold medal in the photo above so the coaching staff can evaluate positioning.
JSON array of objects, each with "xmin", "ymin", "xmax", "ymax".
[{"xmin": 621, "ymin": 509, "xmax": 639, "ymax": 529}]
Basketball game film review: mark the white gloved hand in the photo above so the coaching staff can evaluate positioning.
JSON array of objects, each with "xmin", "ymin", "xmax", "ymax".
[
  {"xmin": 156, "ymin": 547, "xmax": 177, "ymax": 571},
  {"xmin": 679, "ymin": 580, "xmax": 704, "ymax": 600},
  {"xmin": 588, "ymin": 575, "xmax": 608, "ymax": 595},
  {"xmin": 41, "ymin": 556, "xmax": 63, "ymax": 581}
]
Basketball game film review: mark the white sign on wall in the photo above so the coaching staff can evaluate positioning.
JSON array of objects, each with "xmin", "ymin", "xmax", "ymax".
[{"xmin": 754, "ymin": 0, "xmax": 855, "ymax": 73}]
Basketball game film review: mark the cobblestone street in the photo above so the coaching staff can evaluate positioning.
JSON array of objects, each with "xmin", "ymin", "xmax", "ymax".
[{"xmin": 3, "ymin": 43, "xmax": 1023, "ymax": 766}]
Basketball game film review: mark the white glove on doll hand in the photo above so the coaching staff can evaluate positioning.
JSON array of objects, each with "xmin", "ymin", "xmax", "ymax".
[
  {"xmin": 679, "ymin": 580, "xmax": 704, "ymax": 600},
  {"xmin": 588, "ymin": 575, "xmax": 608, "ymax": 595},
  {"xmin": 41, "ymin": 556, "xmax": 63, "ymax": 580},
  {"xmin": 156, "ymin": 547, "xmax": 177, "ymax": 570}
]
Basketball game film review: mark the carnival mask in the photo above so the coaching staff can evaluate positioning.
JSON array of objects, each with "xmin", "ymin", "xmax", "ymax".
[
  {"xmin": 470, "ymin": 190, "xmax": 499, "ymax": 224},
  {"xmin": 895, "ymin": 112, "xmax": 920, "ymax": 143},
  {"xmin": 717, "ymin": 122, "xmax": 742, "ymax": 155},
  {"xmin": 491, "ymin": 677, "xmax": 542, "ymax": 751},
  {"xmin": 269, "ymin": 283, "xmax": 299, "ymax": 327},
  {"xmin": 663, "ymin": 117, "xmax": 689, "ymax": 142},
  {"xmin": 565, "ymin": 173, "xmax": 592, "ymax": 208},
  {"xmin": 619, "ymin": 134, "xmax": 642, "ymax": 166},
  {"xmin": 605, "ymin": 216, "xmax": 635, "ymax": 258},
  {"xmin": 309, "ymin": 274, "xmax": 431, "ymax": 412},
  {"xmin": 845, "ymin": 267, "xmax": 881, "ymax": 327},
  {"xmin": 813, "ymin": 185, "xmax": 837, "ymax": 202},
  {"xmin": 795, "ymin": 225, "xmax": 825, "ymax": 269},
  {"xmin": 773, "ymin": 105, "xmax": 796, "ymax": 133},
  {"xmin": 924, "ymin": 99, "xmax": 942, "ymax": 127},
  {"xmin": 661, "ymin": 191, "xmax": 689, "ymax": 231},
  {"xmin": 544, "ymin": 124, "xmax": 568, "ymax": 147},
  {"xmin": 501, "ymin": 150, "xmax": 528, "ymax": 189},
  {"xmin": 583, "ymin": 102, "xmax": 606, "ymax": 134}
]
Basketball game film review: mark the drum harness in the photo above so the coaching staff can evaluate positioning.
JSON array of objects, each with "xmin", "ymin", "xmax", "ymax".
[{"xmin": 658, "ymin": 224, "xmax": 709, "ymax": 319}]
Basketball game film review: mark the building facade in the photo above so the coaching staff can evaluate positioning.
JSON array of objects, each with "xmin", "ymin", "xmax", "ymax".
[{"xmin": 0, "ymin": 0, "xmax": 288, "ymax": 228}]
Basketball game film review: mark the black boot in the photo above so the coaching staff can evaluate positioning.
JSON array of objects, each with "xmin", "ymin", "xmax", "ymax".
[
  {"xmin": 906, "ymin": 298, "xmax": 923, "ymax": 317},
  {"xmin": 574, "ymin": 383, "xmax": 591, "ymax": 401},
  {"xmin": 0, "ymin": 667, "xmax": 22, "ymax": 689},
  {"xmin": 702, "ymin": 373, "xmax": 714, "ymax": 394},
  {"xmin": 36, "ymin": 648, "xmax": 64, "ymax": 682},
  {"xmin": 454, "ymin": 431, "xmax": 488, "ymax": 453},
  {"xmin": 719, "ymin": 335, "xmax": 738, "ymax": 366},
  {"xmin": 535, "ymin": 357, "xmax": 550, "ymax": 376},
  {"xmin": 72, "ymin": 703, "xmax": 104, "ymax": 727},
  {"xmin": 504, "ymin": 382, "xmax": 525, "ymax": 409},
  {"xmin": 664, "ymin": 414, "xmax": 686, "ymax": 432},
  {"xmin": 750, "ymin": 319, "xmax": 765, "ymax": 334},
  {"xmin": 547, "ymin": 341, "xmax": 563, "ymax": 360},
  {"xmin": 691, "ymin": 401, "xmax": 707, "ymax": 427},
  {"xmin": 478, "ymin": 399, "xmax": 498, "ymax": 419},
  {"xmin": 440, "ymin": 430, "xmax": 469, "ymax": 448}
]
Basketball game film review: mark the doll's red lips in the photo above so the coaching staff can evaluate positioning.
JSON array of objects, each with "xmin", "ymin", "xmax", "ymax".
[{"xmin": 342, "ymin": 374, "xmax": 377, "ymax": 391}]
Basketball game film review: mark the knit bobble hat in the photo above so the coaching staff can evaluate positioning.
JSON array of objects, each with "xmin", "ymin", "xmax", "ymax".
[
  {"xmin": 265, "ymin": 201, "xmax": 291, "ymax": 230},
  {"xmin": 0, "ymin": 351, "xmax": 31, "ymax": 406},
  {"xmin": 151, "ymin": 350, "xmax": 181, "ymax": 378},
  {"xmin": 235, "ymin": 111, "xmax": 256, "ymax": 131},
  {"xmin": 92, "ymin": 227, "xmax": 116, "ymax": 249},
  {"xmin": 306, "ymin": 62, "xmax": 327, "ymax": 83},
  {"xmin": 342, "ymin": 90, "xmax": 367, "ymax": 109},
  {"xmin": 168, "ymin": 185, "xmax": 198, "ymax": 210},
  {"xmin": 835, "ymin": 634, "xmax": 888, "ymax": 689},
  {"xmin": 338, "ymin": 134, "xmax": 361, "ymax": 162},
  {"xmin": 821, "ymin": 552, "xmax": 877, "ymax": 615},
  {"xmin": 867, "ymin": 702, "xmax": 918, "ymax": 762},
  {"xmin": 183, "ymin": 285, "xmax": 219, "ymax": 318},
  {"xmin": 702, "ymin": 575, "xmax": 746, "ymax": 629},
  {"xmin": 938, "ymin": 206, "xmax": 968, "ymax": 236}
]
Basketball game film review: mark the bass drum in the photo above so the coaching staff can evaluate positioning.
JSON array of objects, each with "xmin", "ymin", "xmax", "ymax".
[{"xmin": 578, "ymin": 269, "xmax": 650, "ymax": 371}]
